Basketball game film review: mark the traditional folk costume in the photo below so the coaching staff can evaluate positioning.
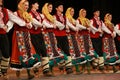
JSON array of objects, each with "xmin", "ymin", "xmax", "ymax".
[
  {"xmin": 114, "ymin": 24, "xmax": 120, "ymax": 60},
  {"xmin": 76, "ymin": 9, "xmax": 98, "ymax": 62},
  {"xmin": 65, "ymin": 8, "xmax": 87, "ymax": 73},
  {"xmin": 90, "ymin": 17, "xmax": 104, "ymax": 70},
  {"xmin": 102, "ymin": 14, "xmax": 119, "ymax": 66},
  {"xmin": 54, "ymin": 13, "xmax": 73, "ymax": 74},
  {"xmin": 41, "ymin": 3, "xmax": 67, "ymax": 72},
  {"xmin": 0, "ymin": 6, "xmax": 29, "ymax": 78},
  {"xmin": 10, "ymin": 0, "xmax": 41, "ymax": 70},
  {"xmin": 29, "ymin": 9, "xmax": 52, "ymax": 75},
  {"xmin": 76, "ymin": 9, "xmax": 98, "ymax": 73}
]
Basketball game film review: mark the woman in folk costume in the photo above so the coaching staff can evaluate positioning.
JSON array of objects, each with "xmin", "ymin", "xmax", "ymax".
[
  {"xmin": 90, "ymin": 10, "xmax": 104, "ymax": 72},
  {"xmin": 76, "ymin": 9, "xmax": 98, "ymax": 74},
  {"xmin": 53, "ymin": 1, "xmax": 73, "ymax": 74},
  {"xmin": 114, "ymin": 23, "xmax": 120, "ymax": 63},
  {"xmin": 41, "ymin": 3, "xmax": 67, "ymax": 74},
  {"xmin": 0, "ymin": 0, "xmax": 34, "ymax": 79},
  {"xmin": 102, "ymin": 13, "xmax": 119, "ymax": 73},
  {"xmin": 10, "ymin": 0, "xmax": 41, "ymax": 79},
  {"xmin": 65, "ymin": 7, "xmax": 86, "ymax": 74},
  {"xmin": 28, "ymin": 0, "xmax": 52, "ymax": 77}
]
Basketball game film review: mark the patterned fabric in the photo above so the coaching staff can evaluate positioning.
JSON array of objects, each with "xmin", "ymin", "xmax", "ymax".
[
  {"xmin": 12, "ymin": 31, "xmax": 41, "ymax": 69},
  {"xmin": 77, "ymin": 34, "xmax": 98, "ymax": 61},
  {"xmin": 42, "ymin": 30, "xmax": 67, "ymax": 66},
  {"xmin": 103, "ymin": 37, "xmax": 119, "ymax": 65},
  {"xmin": 67, "ymin": 33, "xmax": 86, "ymax": 65}
]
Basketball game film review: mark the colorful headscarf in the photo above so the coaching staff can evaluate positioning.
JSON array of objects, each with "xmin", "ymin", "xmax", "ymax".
[
  {"xmin": 65, "ymin": 7, "xmax": 75, "ymax": 25},
  {"xmin": 78, "ymin": 9, "xmax": 90, "ymax": 27},
  {"xmin": 18, "ymin": 0, "xmax": 32, "ymax": 22},
  {"xmin": 104, "ymin": 13, "xmax": 114, "ymax": 31},
  {"xmin": 42, "ymin": 3, "xmax": 54, "ymax": 23}
]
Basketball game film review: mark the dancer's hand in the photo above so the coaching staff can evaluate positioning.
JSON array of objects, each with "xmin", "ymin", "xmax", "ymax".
[
  {"xmin": 26, "ymin": 23, "xmax": 32, "ymax": 29},
  {"xmin": 2, "ymin": 25, "xmax": 8, "ymax": 32}
]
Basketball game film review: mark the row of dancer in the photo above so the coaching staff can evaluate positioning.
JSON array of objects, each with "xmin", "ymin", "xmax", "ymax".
[{"xmin": 0, "ymin": 0, "xmax": 120, "ymax": 79}]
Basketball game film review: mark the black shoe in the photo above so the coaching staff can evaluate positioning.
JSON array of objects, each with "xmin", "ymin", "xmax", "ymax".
[
  {"xmin": 66, "ymin": 68, "xmax": 73, "ymax": 74},
  {"xmin": 113, "ymin": 65, "xmax": 118, "ymax": 73},
  {"xmin": 113, "ymin": 68, "xmax": 118, "ymax": 73},
  {"xmin": 43, "ymin": 71, "xmax": 53, "ymax": 77},
  {"xmin": 99, "ymin": 66, "xmax": 105, "ymax": 73},
  {"xmin": 59, "ymin": 66, "xmax": 64, "ymax": 72}
]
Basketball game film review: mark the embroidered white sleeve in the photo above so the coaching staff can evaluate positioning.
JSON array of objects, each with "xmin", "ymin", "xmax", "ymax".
[
  {"xmin": 7, "ymin": 10, "xmax": 26, "ymax": 26},
  {"xmin": 66, "ymin": 18, "xmax": 77, "ymax": 31},
  {"xmin": 102, "ymin": 23, "xmax": 111, "ymax": 34},
  {"xmin": 42, "ymin": 20, "xmax": 54, "ymax": 28},
  {"xmin": 113, "ymin": 31, "xmax": 116, "ymax": 37},
  {"xmin": 6, "ymin": 20, "xmax": 14, "ymax": 32},
  {"xmin": 55, "ymin": 20, "xmax": 65, "ymax": 30},
  {"xmin": 90, "ymin": 20, "xmax": 98, "ymax": 33},
  {"xmin": 76, "ymin": 20, "xmax": 86, "ymax": 30},
  {"xmin": 32, "ymin": 18, "xmax": 42, "ymax": 27},
  {"xmin": 0, "ymin": 24, "xmax": 5, "ymax": 28}
]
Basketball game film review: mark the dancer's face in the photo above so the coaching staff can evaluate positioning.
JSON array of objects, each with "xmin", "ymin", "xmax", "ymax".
[
  {"xmin": 47, "ymin": 4, "xmax": 53, "ymax": 13},
  {"xmin": 32, "ymin": 2, "xmax": 39, "ymax": 10},
  {"xmin": 82, "ymin": 10, "xmax": 86, "ymax": 18},
  {"xmin": 108, "ymin": 15, "xmax": 112, "ymax": 21},
  {"xmin": 0, "ymin": 0, "xmax": 3, "ymax": 6},
  {"xmin": 94, "ymin": 11, "xmax": 100, "ymax": 17},
  {"xmin": 56, "ymin": 5, "xmax": 63, "ymax": 13},
  {"xmin": 23, "ymin": 1, "xmax": 29, "ymax": 11},
  {"xmin": 70, "ymin": 8, "xmax": 74, "ymax": 17}
]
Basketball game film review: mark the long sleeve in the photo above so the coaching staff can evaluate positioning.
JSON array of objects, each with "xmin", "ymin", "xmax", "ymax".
[
  {"xmin": 29, "ymin": 13, "xmax": 42, "ymax": 28},
  {"xmin": 6, "ymin": 20, "xmax": 14, "ymax": 32},
  {"xmin": 102, "ymin": 23, "xmax": 111, "ymax": 34},
  {"xmin": 55, "ymin": 20, "xmax": 65, "ymax": 30},
  {"xmin": 53, "ymin": 16, "xmax": 65, "ymax": 30},
  {"xmin": 32, "ymin": 18, "xmax": 42, "ymax": 28},
  {"xmin": 114, "ymin": 24, "xmax": 120, "ymax": 36},
  {"xmin": 66, "ymin": 18, "xmax": 77, "ymax": 31},
  {"xmin": 76, "ymin": 20, "xmax": 86, "ymax": 30},
  {"xmin": 0, "ymin": 20, "xmax": 14, "ymax": 32},
  {"xmin": 0, "ymin": 24, "xmax": 5, "ymax": 28},
  {"xmin": 42, "ymin": 19, "xmax": 54, "ymax": 28},
  {"xmin": 7, "ymin": 10, "xmax": 26, "ymax": 26},
  {"xmin": 90, "ymin": 20, "xmax": 98, "ymax": 34}
]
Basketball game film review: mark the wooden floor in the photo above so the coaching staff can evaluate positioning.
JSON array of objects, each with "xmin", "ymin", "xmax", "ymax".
[{"xmin": 1, "ymin": 67, "xmax": 120, "ymax": 80}]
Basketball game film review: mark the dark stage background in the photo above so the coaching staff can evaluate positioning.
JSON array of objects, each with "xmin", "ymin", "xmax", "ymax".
[
  {"xmin": 2, "ymin": 0, "xmax": 120, "ymax": 55},
  {"xmin": 4, "ymin": 0, "xmax": 120, "ymax": 24}
]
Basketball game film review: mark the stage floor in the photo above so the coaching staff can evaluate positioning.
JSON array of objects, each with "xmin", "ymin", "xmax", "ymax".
[{"xmin": 1, "ymin": 67, "xmax": 120, "ymax": 80}]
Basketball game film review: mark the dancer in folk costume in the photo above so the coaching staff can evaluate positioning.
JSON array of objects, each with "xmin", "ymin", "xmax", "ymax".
[
  {"xmin": 90, "ymin": 10, "xmax": 104, "ymax": 72},
  {"xmin": 102, "ymin": 13, "xmax": 119, "ymax": 73},
  {"xmin": 53, "ymin": 1, "xmax": 73, "ymax": 74},
  {"xmin": 28, "ymin": 0, "xmax": 52, "ymax": 76},
  {"xmin": 114, "ymin": 23, "xmax": 120, "ymax": 63},
  {"xmin": 41, "ymin": 3, "xmax": 67, "ymax": 74},
  {"xmin": 0, "ymin": 0, "xmax": 34, "ymax": 79},
  {"xmin": 65, "ymin": 7, "xmax": 86, "ymax": 74},
  {"xmin": 76, "ymin": 9, "xmax": 98, "ymax": 74},
  {"xmin": 10, "ymin": 0, "xmax": 41, "ymax": 79}
]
